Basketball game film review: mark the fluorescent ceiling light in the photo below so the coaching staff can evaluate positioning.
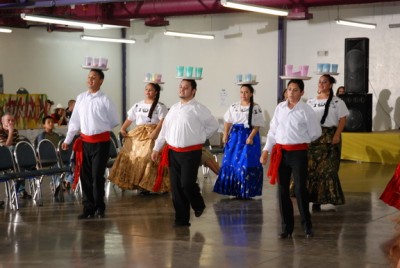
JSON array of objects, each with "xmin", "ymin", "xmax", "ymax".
[
  {"xmin": 0, "ymin": 27, "xmax": 12, "ymax": 33},
  {"xmin": 81, "ymin": 35, "xmax": 136, "ymax": 44},
  {"xmin": 336, "ymin": 19, "xmax": 376, "ymax": 29},
  {"xmin": 221, "ymin": 0, "xmax": 288, "ymax": 16},
  {"xmin": 21, "ymin": 13, "xmax": 127, "ymax": 30},
  {"xmin": 389, "ymin": 23, "xmax": 400, "ymax": 28},
  {"xmin": 164, "ymin": 30, "xmax": 214, "ymax": 40}
]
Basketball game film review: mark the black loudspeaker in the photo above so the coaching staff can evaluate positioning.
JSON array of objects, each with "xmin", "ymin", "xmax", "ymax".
[
  {"xmin": 344, "ymin": 38, "xmax": 369, "ymax": 93},
  {"xmin": 339, "ymin": 93, "xmax": 372, "ymax": 132}
]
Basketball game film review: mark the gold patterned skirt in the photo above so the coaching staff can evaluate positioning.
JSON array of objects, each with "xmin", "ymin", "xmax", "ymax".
[{"xmin": 108, "ymin": 125, "xmax": 170, "ymax": 192}]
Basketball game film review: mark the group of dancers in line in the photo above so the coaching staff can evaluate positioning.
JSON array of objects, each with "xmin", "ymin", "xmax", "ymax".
[{"xmin": 106, "ymin": 73, "xmax": 354, "ymax": 238}]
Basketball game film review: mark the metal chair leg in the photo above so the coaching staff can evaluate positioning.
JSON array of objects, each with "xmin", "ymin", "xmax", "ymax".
[{"xmin": 8, "ymin": 180, "xmax": 19, "ymax": 210}]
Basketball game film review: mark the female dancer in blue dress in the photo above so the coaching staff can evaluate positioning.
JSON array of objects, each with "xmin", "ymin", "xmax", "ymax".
[{"xmin": 213, "ymin": 84, "xmax": 265, "ymax": 199}]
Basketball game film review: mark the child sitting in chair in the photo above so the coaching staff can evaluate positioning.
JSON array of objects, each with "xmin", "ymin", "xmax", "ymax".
[{"xmin": 34, "ymin": 116, "xmax": 71, "ymax": 196}]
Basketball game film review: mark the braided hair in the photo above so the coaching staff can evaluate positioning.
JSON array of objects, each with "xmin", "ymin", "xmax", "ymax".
[
  {"xmin": 320, "ymin": 75, "xmax": 336, "ymax": 125},
  {"xmin": 147, "ymin": 83, "xmax": 161, "ymax": 120},
  {"xmin": 241, "ymin": 84, "xmax": 254, "ymax": 129}
]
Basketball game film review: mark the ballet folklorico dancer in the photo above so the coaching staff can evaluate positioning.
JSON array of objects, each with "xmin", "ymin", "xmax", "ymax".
[
  {"xmin": 108, "ymin": 82, "xmax": 170, "ymax": 193},
  {"xmin": 151, "ymin": 78, "xmax": 219, "ymax": 227},
  {"xmin": 260, "ymin": 79, "xmax": 321, "ymax": 239},
  {"xmin": 306, "ymin": 74, "xmax": 349, "ymax": 212},
  {"xmin": 62, "ymin": 68, "xmax": 119, "ymax": 219},
  {"xmin": 213, "ymin": 83, "xmax": 265, "ymax": 199}
]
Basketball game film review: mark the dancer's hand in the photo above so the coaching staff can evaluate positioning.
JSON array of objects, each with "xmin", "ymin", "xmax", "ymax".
[{"xmin": 151, "ymin": 151, "xmax": 160, "ymax": 162}]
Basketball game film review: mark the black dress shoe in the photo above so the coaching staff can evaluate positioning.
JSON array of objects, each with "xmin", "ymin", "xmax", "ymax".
[
  {"xmin": 278, "ymin": 232, "xmax": 292, "ymax": 239},
  {"xmin": 77, "ymin": 212, "xmax": 95, "ymax": 219},
  {"xmin": 312, "ymin": 204, "xmax": 321, "ymax": 212},
  {"xmin": 194, "ymin": 209, "xmax": 204, "ymax": 218},
  {"xmin": 20, "ymin": 191, "xmax": 32, "ymax": 200},
  {"xmin": 174, "ymin": 222, "xmax": 191, "ymax": 227},
  {"xmin": 305, "ymin": 230, "xmax": 314, "ymax": 238},
  {"xmin": 96, "ymin": 210, "xmax": 105, "ymax": 219}
]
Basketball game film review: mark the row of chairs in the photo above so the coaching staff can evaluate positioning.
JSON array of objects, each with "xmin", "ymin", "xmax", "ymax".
[{"xmin": 0, "ymin": 139, "xmax": 72, "ymax": 210}]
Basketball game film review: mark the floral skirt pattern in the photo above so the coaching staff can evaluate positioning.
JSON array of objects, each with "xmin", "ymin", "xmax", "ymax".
[
  {"xmin": 213, "ymin": 124, "xmax": 263, "ymax": 198},
  {"xmin": 307, "ymin": 127, "xmax": 345, "ymax": 205},
  {"xmin": 108, "ymin": 125, "xmax": 170, "ymax": 192}
]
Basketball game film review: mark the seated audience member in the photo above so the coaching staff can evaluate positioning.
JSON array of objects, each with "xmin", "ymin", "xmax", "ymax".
[
  {"xmin": 34, "ymin": 116, "xmax": 71, "ymax": 194},
  {"xmin": 0, "ymin": 113, "xmax": 31, "ymax": 199},
  {"xmin": 45, "ymin": 99, "xmax": 54, "ymax": 116},
  {"xmin": 51, "ymin": 103, "xmax": 67, "ymax": 126},
  {"xmin": 201, "ymin": 148, "xmax": 220, "ymax": 175},
  {"xmin": 336, "ymin": 86, "xmax": 345, "ymax": 96},
  {"xmin": 34, "ymin": 116, "xmax": 62, "ymax": 148},
  {"xmin": 65, "ymin": 99, "xmax": 76, "ymax": 123}
]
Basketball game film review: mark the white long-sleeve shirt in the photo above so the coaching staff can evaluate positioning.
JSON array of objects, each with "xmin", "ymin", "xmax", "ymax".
[
  {"xmin": 64, "ymin": 90, "xmax": 119, "ymax": 144},
  {"xmin": 153, "ymin": 99, "xmax": 219, "ymax": 152},
  {"xmin": 263, "ymin": 100, "xmax": 322, "ymax": 152}
]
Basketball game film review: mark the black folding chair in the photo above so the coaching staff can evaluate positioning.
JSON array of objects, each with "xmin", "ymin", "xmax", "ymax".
[
  {"xmin": 105, "ymin": 139, "xmax": 118, "ymax": 197},
  {"xmin": 57, "ymin": 138, "xmax": 73, "ymax": 169},
  {"xmin": 0, "ymin": 146, "xmax": 19, "ymax": 210},
  {"xmin": 57, "ymin": 138, "xmax": 76, "ymax": 199},
  {"xmin": 14, "ymin": 141, "xmax": 42, "ymax": 205},
  {"xmin": 37, "ymin": 139, "xmax": 69, "ymax": 201},
  {"xmin": 110, "ymin": 131, "xmax": 120, "ymax": 149}
]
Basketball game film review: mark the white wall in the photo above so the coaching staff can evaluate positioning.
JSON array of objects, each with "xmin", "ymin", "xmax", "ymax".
[
  {"xmin": 126, "ymin": 13, "xmax": 279, "ymax": 131},
  {"xmin": 287, "ymin": 2, "xmax": 400, "ymax": 130},
  {"xmin": 0, "ymin": 27, "xmax": 123, "ymax": 121},
  {"xmin": 1, "ymin": 2, "xmax": 400, "ymax": 131}
]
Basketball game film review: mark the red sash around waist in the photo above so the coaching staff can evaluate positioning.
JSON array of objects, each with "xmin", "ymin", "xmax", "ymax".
[
  {"xmin": 153, "ymin": 143, "xmax": 203, "ymax": 192},
  {"xmin": 72, "ymin": 132, "xmax": 111, "ymax": 190},
  {"xmin": 267, "ymin": 143, "xmax": 309, "ymax": 185},
  {"xmin": 80, "ymin": 132, "xmax": 110, "ymax": 143}
]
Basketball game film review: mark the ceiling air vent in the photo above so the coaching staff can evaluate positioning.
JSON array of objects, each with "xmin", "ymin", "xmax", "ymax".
[
  {"xmin": 145, "ymin": 16, "xmax": 170, "ymax": 27},
  {"xmin": 287, "ymin": 6, "xmax": 313, "ymax": 20}
]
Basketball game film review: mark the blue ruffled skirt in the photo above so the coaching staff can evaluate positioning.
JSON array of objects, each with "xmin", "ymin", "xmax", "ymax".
[{"xmin": 213, "ymin": 124, "xmax": 263, "ymax": 198}]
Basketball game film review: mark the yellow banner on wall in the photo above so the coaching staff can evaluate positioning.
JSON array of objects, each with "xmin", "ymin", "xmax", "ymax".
[{"xmin": 0, "ymin": 94, "xmax": 48, "ymax": 129}]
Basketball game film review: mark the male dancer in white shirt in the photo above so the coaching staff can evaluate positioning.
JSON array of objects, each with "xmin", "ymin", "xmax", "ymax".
[
  {"xmin": 151, "ymin": 79, "xmax": 219, "ymax": 227},
  {"xmin": 62, "ymin": 69, "xmax": 119, "ymax": 219},
  {"xmin": 260, "ymin": 79, "xmax": 321, "ymax": 239}
]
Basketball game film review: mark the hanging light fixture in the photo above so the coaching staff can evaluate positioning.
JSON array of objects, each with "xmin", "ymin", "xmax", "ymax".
[
  {"xmin": 389, "ymin": 23, "xmax": 400, "ymax": 28},
  {"xmin": 164, "ymin": 30, "xmax": 215, "ymax": 40},
  {"xmin": 336, "ymin": 19, "xmax": 376, "ymax": 29},
  {"xmin": 0, "ymin": 27, "xmax": 12, "ymax": 33},
  {"xmin": 81, "ymin": 35, "xmax": 136, "ymax": 44},
  {"xmin": 220, "ymin": 0, "xmax": 288, "ymax": 16},
  {"xmin": 21, "ymin": 13, "xmax": 128, "ymax": 29}
]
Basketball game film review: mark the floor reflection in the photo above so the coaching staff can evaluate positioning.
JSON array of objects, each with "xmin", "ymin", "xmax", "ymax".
[
  {"xmin": 214, "ymin": 198, "xmax": 263, "ymax": 247},
  {"xmin": 0, "ymin": 161, "xmax": 397, "ymax": 267}
]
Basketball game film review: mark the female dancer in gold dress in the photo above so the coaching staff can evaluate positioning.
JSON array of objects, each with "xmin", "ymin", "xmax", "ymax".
[{"xmin": 108, "ymin": 83, "xmax": 170, "ymax": 193}]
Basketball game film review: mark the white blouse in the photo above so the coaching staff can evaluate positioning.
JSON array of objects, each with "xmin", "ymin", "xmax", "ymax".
[
  {"xmin": 224, "ymin": 102, "xmax": 265, "ymax": 128},
  {"xmin": 126, "ymin": 100, "xmax": 168, "ymax": 125},
  {"xmin": 307, "ymin": 96, "xmax": 349, "ymax": 128}
]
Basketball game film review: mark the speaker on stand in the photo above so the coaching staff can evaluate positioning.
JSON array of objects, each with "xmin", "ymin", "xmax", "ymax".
[
  {"xmin": 345, "ymin": 38, "xmax": 369, "ymax": 94},
  {"xmin": 343, "ymin": 38, "xmax": 372, "ymax": 132}
]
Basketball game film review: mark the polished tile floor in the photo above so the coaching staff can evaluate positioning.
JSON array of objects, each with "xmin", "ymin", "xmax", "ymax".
[{"xmin": 0, "ymin": 161, "xmax": 398, "ymax": 267}]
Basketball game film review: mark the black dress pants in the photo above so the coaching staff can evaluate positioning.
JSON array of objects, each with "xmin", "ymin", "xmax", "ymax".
[
  {"xmin": 81, "ymin": 140, "xmax": 110, "ymax": 214},
  {"xmin": 169, "ymin": 149, "xmax": 205, "ymax": 224},
  {"xmin": 278, "ymin": 149, "xmax": 312, "ymax": 234}
]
